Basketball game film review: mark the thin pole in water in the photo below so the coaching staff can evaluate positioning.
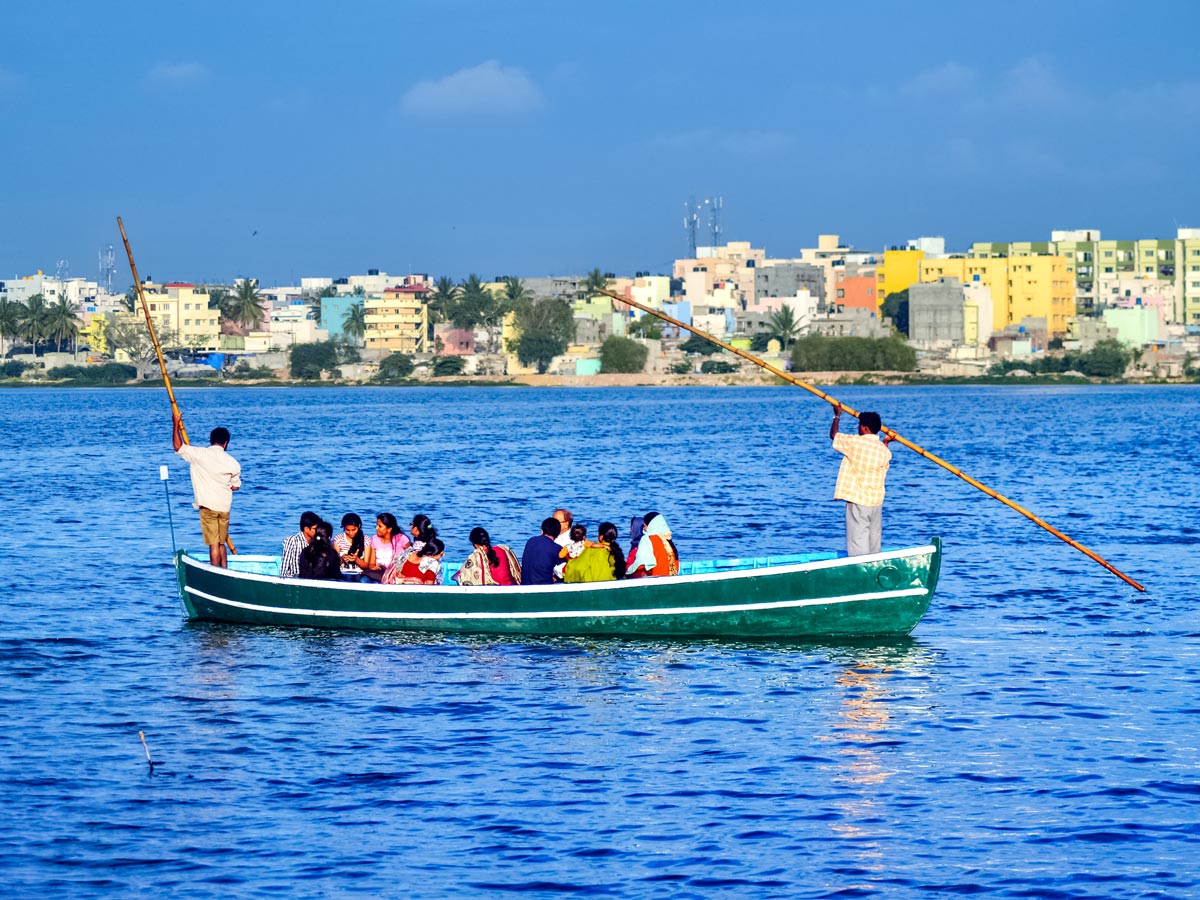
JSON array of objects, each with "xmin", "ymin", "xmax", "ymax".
[
  {"xmin": 160, "ymin": 465, "xmax": 176, "ymax": 554},
  {"xmin": 595, "ymin": 286, "xmax": 1146, "ymax": 593},
  {"xmin": 138, "ymin": 730, "xmax": 155, "ymax": 771}
]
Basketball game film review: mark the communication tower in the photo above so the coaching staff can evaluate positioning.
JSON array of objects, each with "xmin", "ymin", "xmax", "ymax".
[
  {"xmin": 99, "ymin": 244, "xmax": 116, "ymax": 291},
  {"xmin": 683, "ymin": 198, "xmax": 700, "ymax": 258},
  {"xmin": 707, "ymin": 196, "xmax": 723, "ymax": 247}
]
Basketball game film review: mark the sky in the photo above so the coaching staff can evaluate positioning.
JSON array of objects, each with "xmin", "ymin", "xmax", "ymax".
[{"xmin": 2, "ymin": 0, "xmax": 1199, "ymax": 287}]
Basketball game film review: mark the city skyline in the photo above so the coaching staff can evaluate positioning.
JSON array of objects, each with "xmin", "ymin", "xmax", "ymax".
[{"xmin": 2, "ymin": 1, "xmax": 1199, "ymax": 285}]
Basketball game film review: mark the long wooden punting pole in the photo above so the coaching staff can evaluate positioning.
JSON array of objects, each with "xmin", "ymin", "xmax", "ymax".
[
  {"xmin": 117, "ymin": 216, "xmax": 237, "ymax": 555},
  {"xmin": 597, "ymin": 287, "xmax": 1146, "ymax": 592}
]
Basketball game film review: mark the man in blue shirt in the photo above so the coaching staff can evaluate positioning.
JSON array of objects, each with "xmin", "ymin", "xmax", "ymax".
[{"xmin": 521, "ymin": 517, "xmax": 564, "ymax": 585}]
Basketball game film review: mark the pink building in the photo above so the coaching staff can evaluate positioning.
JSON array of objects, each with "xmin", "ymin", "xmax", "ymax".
[{"xmin": 434, "ymin": 323, "xmax": 475, "ymax": 355}]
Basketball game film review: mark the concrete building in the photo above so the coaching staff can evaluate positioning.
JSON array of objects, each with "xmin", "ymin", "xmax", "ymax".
[
  {"xmin": 920, "ymin": 255, "xmax": 1072, "ymax": 336},
  {"xmin": 792, "ymin": 234, "xmax": 877, "ymax": 306},
  {"xmin": 522, "ymin": 276, "xmax": 584, "ymax": 300},
  {"xmin": 808, "ymin": 308, "xmax": 889, "ymax": 339},
  {"xmin": 138, "ymin": 282, "xmax": 222, "ymax": 350},
  {"xmin": 963, "ymin": 282, "xmax": 994, "ymax": 349},
  {"xmin": 673, "ymin": 241, "xmax": 765, "ymax": 310},
  {"xmin": 909, "ymin": 278, "xmax": 966, "ymax": 347},
  {"xmin": 1104, "ymin": 306, "xmax": 1166, "ymax": 346},
  {"xmin": 320, "ymin": 294, "xmax": 361, "ymax": 341},
  {"xmin": 1176, "ymin": 228, "xmax": 1200, "ymax": 324},
  {"xmin": 754, "ymin": 262, "xmax": 825, "ymax": 309},
  {"xmin": 364, "ymin": 285, "xmax": 429, "ymax": 353},
  {"xmin": 906, "ymin": 236, "xmax": 946, "ymax": 256}
]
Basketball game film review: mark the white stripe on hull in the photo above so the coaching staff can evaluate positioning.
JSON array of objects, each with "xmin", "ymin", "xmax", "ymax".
[{"xmin": 184, "ymin": 584, "xmax": 928, "ymax": 622}]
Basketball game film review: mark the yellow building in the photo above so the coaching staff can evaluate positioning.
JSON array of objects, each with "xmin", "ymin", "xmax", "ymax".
[
  {"xmin": 1007, "ymin": 257, "xmax": 1075, "ymax": 335},
  {"xmin": 364, "ymin": 286, "xmax": 429, "ymax": 353},
  {"xmin": 920, "ymin": 256, "xmax": 1073, "ymax": 335},
  {"xmin": 876, "ymin": 249, "xmax": 925, "ymax": 306},
  {"xmin": 133, "ymin": 283, "xmax": 222, "ymax": 350}
]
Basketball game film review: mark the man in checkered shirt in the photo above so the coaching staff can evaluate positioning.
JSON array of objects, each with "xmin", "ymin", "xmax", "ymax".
[{"xmin": 830, "ymin": 402, "xmax": 895, "ymax": 556}]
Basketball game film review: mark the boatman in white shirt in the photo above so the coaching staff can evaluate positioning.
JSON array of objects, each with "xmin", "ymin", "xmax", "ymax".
[
  {"xmin": 173, "ymin": 413, "xmax": 241, "ymax": 567},
  {"xmin": 829, "ymin": 402, "xmax": 894, "ymax": 557}
]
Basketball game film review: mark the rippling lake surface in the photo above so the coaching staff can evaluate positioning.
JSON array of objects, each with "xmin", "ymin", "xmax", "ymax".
[{"xmin": 1, "ymin": 385, "xmax": 1197, "ymax": 899}]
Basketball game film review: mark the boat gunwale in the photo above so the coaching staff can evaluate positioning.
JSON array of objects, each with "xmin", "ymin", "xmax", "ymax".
[{"xmin": 178, "ymin": 544, "xmax": 939, "ymax": 596}]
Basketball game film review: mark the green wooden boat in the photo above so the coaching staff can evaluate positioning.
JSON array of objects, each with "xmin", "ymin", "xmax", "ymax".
[{"xmin": 175, "ymin": 538, "xmax": 942, "ymax": 639}]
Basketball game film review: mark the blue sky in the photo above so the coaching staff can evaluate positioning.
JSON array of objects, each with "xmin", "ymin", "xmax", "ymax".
[{"xmin": 2, "ymin": 0, "xmax": 1199, "ymax": 286}]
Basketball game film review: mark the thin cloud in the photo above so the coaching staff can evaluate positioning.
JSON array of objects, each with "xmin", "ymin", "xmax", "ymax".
[
  {"xmin": 400, "ymin": 61, "xmax": 544, "ymax": 116},
  {"xmin": 146, "ymin": 61, "xmax": 210, "ymax": 86},
  {"xmin": 647, "ymin": 128, "xmax": 791, "ymax": 156},
  {"xmin": 0, "ymin": 65, "xmax": 22, "ymax": 90},
  {"xmin": 902, "ymin": 62, "xmax": 977, "ymax": 96}
]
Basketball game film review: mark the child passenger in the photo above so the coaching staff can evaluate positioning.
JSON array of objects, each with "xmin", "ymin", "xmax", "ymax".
[{"xmin": 559, "ymin": 524, "xmax": 600, "ymax": 562}]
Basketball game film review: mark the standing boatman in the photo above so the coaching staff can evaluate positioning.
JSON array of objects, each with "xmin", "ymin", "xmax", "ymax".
[
  {"xmin": 172, "ymin": 413, "xmax": 240, "ymax": 567},
  {"xmin": 829, "ymin": 402, "xmax": 894, "ymax": 556}
]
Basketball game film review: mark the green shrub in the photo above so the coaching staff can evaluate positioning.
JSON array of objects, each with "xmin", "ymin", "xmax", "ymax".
[
  {"xmin": 670, "ymin": 361, "xmax": 692, "ymax": 374},
  {"xmin": 1, "ymin": 360, "xmax": 30, "ymax": 378},
  {"xmin": 680, "ymin": 335, "xmax": 719, "ymax": 356},
  {"xmin": 47, "ymin": 362, "xmax": 136, "ymax": 383},
  {"xmin": 600, "ymin": 336, "xmax": 648, "ymax": 373},
  {"xmin": 790, "ymin": 335, "xmax": 917, "ymax": 372},
  {"xmin": 700, "ymin": 359, "xmax": 737, "ymax": 374},
  {"xmin": 432, "ymin": 355, "xmax": 466, "ymax": 377},
  {"xmin": 377, "ymin": 353, "xmax": 415, "ymax": 381},
  {"xmin": 226, "ymin": 362, "xmax": 277, "ymax": 380}
]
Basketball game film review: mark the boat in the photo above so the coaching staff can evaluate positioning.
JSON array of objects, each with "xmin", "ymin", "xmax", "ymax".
[{"xmin": 174, "ymin": 538, "xmax": 942, "ymax": 639}]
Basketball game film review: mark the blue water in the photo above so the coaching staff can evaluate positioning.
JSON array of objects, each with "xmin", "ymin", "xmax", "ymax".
[{"xmin": 1, "ymin": 385, "xmax": 1197, "ymax": 899}]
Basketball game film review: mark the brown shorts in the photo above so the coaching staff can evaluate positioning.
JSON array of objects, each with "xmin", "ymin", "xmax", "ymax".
[{"xmin": 199, "ymin": 507, "xmax": 230, "ymax": 546}]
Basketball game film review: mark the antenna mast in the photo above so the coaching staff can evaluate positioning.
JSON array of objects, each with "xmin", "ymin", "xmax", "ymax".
[{"xmin": 683, "ymin": 198, "xmax": 699, "ymax": 258}]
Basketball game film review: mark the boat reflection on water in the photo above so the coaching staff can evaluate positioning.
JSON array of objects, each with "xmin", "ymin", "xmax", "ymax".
[{"xmin": 818, "ymin": 640, "xmax": 940, "ymax": 874}]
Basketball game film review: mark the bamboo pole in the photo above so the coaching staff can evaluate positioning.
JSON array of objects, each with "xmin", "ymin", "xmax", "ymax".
[
  {"xmin": 117, "ymin": 216, "xmax": 237, "ymax": 555},
  {"xmin": 598, "ymin": 287, "xmax": 1146, "ymax": 592}
]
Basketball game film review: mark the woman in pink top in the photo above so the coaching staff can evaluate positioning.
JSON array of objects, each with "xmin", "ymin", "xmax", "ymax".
[{"xmin": 354, "ymin": 512, "xmax": 411, "ymax": 583}]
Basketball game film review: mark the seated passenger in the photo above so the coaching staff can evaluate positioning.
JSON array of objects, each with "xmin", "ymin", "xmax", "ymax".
[
  {"xmin": 333, "ymin": 513, "xmax": 365, "ymax": 580},
  {"xmin": 385, "ymin": 537, "xmax": 445, "ymax": 585},
  {"xmin": 356, "ymin": 513, "xmax": 410, "ymax": 583},
  {"xmin": 522, "ymin": 517, "xmax": 564, "ymax": 586},
  {"xmin": 408, "ymin": 516, "xmax": 437, "ymax": 555},
  {"xmin": 299, "ymin": 520, "xmax": 343, "ymax": 580},
  {"xmin": 563, "ymin": 522, "xmax": 626, "ymax": 583},
  {"xmin": 628, "ymin": 511, "xmax": 679, "ymax": 577},
  {"xmin": 454, "ymin": 527, "xmax": 522, "ymax": 585},
  {"xmin": 281, "ymin": 511, "xmax": 321, "ymax": 578}
]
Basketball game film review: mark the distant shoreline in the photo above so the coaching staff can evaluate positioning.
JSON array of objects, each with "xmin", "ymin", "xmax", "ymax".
[{"xmin": 2, "ymin": 372, "xmax": 1196, "ymax": 389}]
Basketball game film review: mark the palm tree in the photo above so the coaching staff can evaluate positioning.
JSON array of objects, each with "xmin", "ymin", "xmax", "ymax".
[
  {"xmin": 502, "ymin": 276, "xmax": 532, "ymax": 308},
  {"xmin": 581, "ymin": 268, "xmax": 612, "ymax": 300},
  {"xmin": 768, "ymin": 305, "xmax": 800, "ymax": 348},
  {"xmin": 207, "ymin": 287, "xmax": 229, "ymax": 312},
  {"xmin": 342, "ymin": 303, "xmax": 366, "ymax": 346},
  {"xmin": 425, "ymin": 275, "xmax": 460, "ymax": 341},
  {"xmin": 46, "ymin": 297, "xmax": 79, "ymax": 352},
  {"xmin": 0, "ymin": 297, "xmax": 25, "ymax": 358},
  {"xmin": 227, "ymin": 279, "xmax": 266, "ymax": 330},
  {"xmin": 19, "ymin": 293, "xmax": 50, "ymax": 354}
]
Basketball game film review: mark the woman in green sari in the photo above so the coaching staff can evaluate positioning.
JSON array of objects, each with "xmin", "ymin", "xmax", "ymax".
[{"xmin": 563, "ymin": 522, "xmax": 627, "ymax": 583}]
